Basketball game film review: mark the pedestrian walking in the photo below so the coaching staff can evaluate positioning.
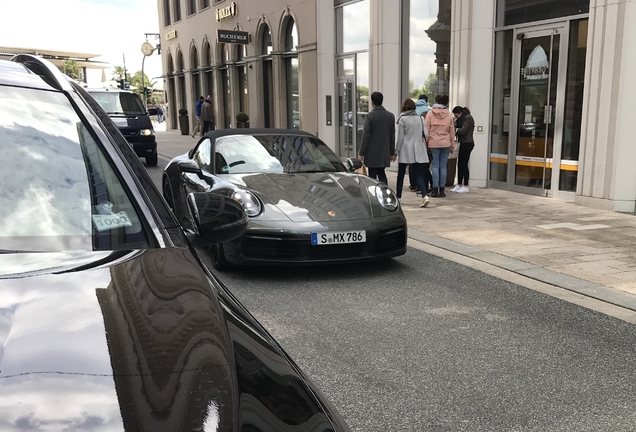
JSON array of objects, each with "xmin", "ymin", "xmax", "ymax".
[
  {"xmin": 157, "ymin": 104, "xmax": 164, "ymax": 123},
  {"xmin": 191, "ymin": 96, "xmax": 204, "ymax": 138},
  {"xmin": 394, "ymin": 98, "xmax": 430, "ymax": 207},
  {"xmin": 201, "ymin": 95, "xmax": 214, "ymax": 134},
  {"xmin": 425, "ymin": 94, "xmax": 455, "ymax": 197},
  {"xmin": 452, "ymin": 106, "xmax": 475, "ymax": 194},
  {"xmin": 359, "ymin": 91, "xmax": 395, "ymax": 185},
  {"xmin": 408, "ymin": 94, "xmax": 432, "ymax": 192}
]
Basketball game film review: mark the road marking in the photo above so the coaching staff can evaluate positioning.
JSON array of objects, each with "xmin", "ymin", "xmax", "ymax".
[{"xmin": 407, "ymin": 238, "xmax": 636, "ymax": 325}]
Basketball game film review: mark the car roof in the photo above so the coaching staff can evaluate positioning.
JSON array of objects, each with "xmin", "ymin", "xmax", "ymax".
[
  {"xmin": 0, "ymin": 59, "xmax": 57, "ymax": 91},
  {"xmin": 204, "ymin": 128, "xmax": 318, "ymax": 141},
  {"xmin": 85, "ymin": 88, "xmax": 134, "ymax": 94}
]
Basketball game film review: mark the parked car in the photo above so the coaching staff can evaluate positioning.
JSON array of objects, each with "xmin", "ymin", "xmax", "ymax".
[
  {"xmin": 87, "ymin": 87, "xmax": 158, "ymax": 166},
  {"xmin": 162, "ymin": 129, "xmax": 408, "ymax": 270},
  {"xmin": 0, "ymin": 54, "xmax": 352, "ymax": 432}
]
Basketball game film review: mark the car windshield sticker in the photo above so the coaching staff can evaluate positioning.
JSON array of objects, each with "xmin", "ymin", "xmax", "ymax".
[{"xmin": 92, "ymin": 211, "xmax": 133, "ymax": 232}]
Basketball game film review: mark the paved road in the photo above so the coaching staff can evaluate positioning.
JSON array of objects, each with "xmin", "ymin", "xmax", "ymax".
[
  {"xmin": 146, "ymin": 153, "xmax": 636, "ymax": 431},
  {"xmin": 203, "ymin": 251, "xmax": 636, "ymax": 432}
]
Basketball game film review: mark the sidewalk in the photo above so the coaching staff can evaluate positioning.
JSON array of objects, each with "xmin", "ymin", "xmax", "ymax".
[
  {"xmin": 156, "ymin": 131, "xmax": 636, "ymax": 310},
  {"xmin": 386, "ymin": 168, "xmax": 636, "ymax": 310}
]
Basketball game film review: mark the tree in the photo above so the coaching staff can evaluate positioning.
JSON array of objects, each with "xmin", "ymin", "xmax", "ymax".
[
  {"xmin": 129, "ymin": 70, "xmax": 155, "ymax": 99},
  {"xmin": 112, "ymin": 65, "xmax": 128, "ymax": 81},
  {"xmin": 59, "ymin": 60, "xmax": 82, "ymax": 80}
]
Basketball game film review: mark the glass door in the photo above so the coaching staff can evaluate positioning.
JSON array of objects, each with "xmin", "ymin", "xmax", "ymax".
[
  {"xmin": 337, "ymin": 56, "xmax": 356, "ymax": 158},
  {"xmin": 509, "ymin": 25, "xmax": 568, "ymax": 196}
]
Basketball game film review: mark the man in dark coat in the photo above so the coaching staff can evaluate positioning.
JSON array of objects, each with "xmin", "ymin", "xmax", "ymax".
[
  {"xmin": 201, "ymin": 95, "xmax": 214, "ymax": 134},
  {"xmin": 358, "ymin": 91, "xmax": 395, "ymax": 184}
]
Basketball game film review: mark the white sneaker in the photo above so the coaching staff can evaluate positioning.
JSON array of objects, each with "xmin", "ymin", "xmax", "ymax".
[
  {"xmin": 457, "ymin": 186, "xmax": 469, "ymax": 194},
  {"xmin": 451, "ymin": 185, "xmax": 461, "ymax": 192},
  {"xmin": 420, "ymin": 196, "xmax": 430, "ymax": 208}
]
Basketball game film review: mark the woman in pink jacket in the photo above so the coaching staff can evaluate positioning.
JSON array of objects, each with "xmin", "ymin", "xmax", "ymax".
[{"xmin": 425, "ymin": 95, "xmax": 456, "ymax": 197}]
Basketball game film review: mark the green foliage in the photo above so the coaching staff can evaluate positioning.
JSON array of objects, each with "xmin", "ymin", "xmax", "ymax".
[
  {"xmin": 236, "ymin": 112, "xmax": 249, "ymax": 122},
  {"xmin": 59, "ymin": 60, "xmax": 82, "ymax": 80},
  {"xmin": 112, "ymin": 65, "xmax": 128, "ymax": 81},
  {"xmin": 129, "ymin": 70, "xmax": 155, "ymax": 98}
]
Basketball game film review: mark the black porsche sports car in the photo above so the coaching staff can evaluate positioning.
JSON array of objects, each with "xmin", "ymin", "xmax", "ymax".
[
  {"xmin": 162, "ymin": 129, "xmax": 408, "ymax": 269},
  {"xmin": 0, "ymin": 55, "xmax": 352, "ymax": 431}
]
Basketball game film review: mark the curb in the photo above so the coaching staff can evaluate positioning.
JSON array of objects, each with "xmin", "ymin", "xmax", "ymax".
[{"xmin": 408, "ymin": 228, "xmax": 636, "ymax": 312}]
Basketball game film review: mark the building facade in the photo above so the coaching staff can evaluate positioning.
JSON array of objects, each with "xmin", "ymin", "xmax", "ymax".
[{"xmin": 158, "ymin": 0, "xmax": 636, "ymax": 212}]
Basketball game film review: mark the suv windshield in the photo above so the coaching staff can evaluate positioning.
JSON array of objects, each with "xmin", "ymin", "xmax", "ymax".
[
  {"xmin": 89, "ymin": 91, "xmax": 146, "ymax": 116},
  {"xmin": 0, "ymin": 86, "xmax": 151, "ymax": 252},
  {"xmin": 213, "ymin": 135, "xmax": 346, "ymax": 174}
]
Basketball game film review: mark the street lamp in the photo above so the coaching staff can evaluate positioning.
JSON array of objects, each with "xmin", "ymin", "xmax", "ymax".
[{"xmin": 141, "ymin": 33, "xmax": 161, "ymax": 108}]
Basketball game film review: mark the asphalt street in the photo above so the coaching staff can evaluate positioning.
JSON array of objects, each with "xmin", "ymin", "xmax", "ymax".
[{"xmin": 147, "ymin": 155, "xmax": 636, "ymax": 432}]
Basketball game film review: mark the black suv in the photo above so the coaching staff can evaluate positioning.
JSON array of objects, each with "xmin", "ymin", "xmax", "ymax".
[
  {"xmin": 0, "ymin": 54, "xmax": 351, "ymax": 432},
  {"xmin": 87, "ymin": 88, "xmax": 158, "ymax": 166}
]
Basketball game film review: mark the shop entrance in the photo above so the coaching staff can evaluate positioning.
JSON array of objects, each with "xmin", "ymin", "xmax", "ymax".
[
  {"xmin": 491, "ymin": 22, "xmax": 576, "ymax": 198},
  {"xmin": 511, "ymin": 25, "xmax": 568, "ymax": 196}
]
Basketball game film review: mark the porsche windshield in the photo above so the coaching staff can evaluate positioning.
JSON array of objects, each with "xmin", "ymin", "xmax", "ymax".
[
  {"xmin": 0, "ymin": 85, "xmax": 151, "ymax": 252},
  {"xmin": 214, "ymin": 135, "xmax": 346, "ymax": 174}
]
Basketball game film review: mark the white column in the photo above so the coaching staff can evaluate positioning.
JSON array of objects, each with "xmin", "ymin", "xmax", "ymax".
[
  {"xmin": 577, "ymin": 0, "xmax": 636, "ymax": 212},
  {"xmin": 449, "ymin": 0, "xmax": 496, "ymax": 188},
  {"xmin": 369, "ymin": 0, "xmax": 401, "ymax": 115},
  {"xmin": 317, "ymin": 0, "xmax": 337, "ymax": 149}
]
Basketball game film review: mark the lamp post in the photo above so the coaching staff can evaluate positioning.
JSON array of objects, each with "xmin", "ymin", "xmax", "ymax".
[{"xmin": 140, "ymin": 33, "xmax": 161, "ymax": 109}]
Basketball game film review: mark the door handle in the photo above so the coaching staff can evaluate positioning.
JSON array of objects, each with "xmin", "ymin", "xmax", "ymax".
[{"xmin": 544, "ymin": 105, "xmax": 552, "ymax": 124}]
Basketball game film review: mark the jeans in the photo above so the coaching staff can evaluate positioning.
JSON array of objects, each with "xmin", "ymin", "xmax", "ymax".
[
  {"xmin": 430, "ymin": 147, "xmax": 451, "ymax": 188},
  {"xmin": 368, "ymin": 167, "xmax": 388, "ymax": 185},
  {"xmin": 396, "ymin": 163, "xmax": 409, "ymax": 198},
  {"xmin": 408, "ymin": 164, "xmax": 416, "ymax": 188},
  {"xmin": 458, "ymin": 142, "xmax": 475, "ymax": 186},
  {"xmin": 413, "ymin": 163, "xmax": 430, "ymax": 197}
]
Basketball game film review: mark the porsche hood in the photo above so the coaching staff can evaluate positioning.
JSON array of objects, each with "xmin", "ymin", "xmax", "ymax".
[{"xmin": 225, "ymin": 172, "xmax": 378, "ymax": 222}]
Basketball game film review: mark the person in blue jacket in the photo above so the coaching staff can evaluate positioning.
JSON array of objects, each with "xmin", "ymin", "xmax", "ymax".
[{"xmin": 191, "ymin": 96, "xmax": 204, "ymax": 138}]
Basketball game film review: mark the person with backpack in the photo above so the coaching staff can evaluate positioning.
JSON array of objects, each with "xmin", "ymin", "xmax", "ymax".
[{"xmin": 425, "ymin": 95, "xmax": 455, "ymax": 197}]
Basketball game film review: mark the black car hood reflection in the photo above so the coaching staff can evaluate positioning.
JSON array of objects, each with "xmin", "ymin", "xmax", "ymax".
[
  {"xmin": 0, "ymin": 249, "xmax": 338, "ymax": 431},
  {"xmin": 224, "ymin": 172, "xmax": 373, "ymax": 222}
]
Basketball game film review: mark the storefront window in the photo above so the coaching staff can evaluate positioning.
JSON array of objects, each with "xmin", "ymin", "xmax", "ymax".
[
  {"xmin": 496, "ymin": 0, "xmax": 589, "ymax": 27},
  {"xmin": 560, "ymin": 19, "xmax": 588, "ymax": 192},
  {"xmin": 284, "ymin": 19, "xmax": 300, "ymax": 130},
  {"xmin": 408, "ymin": 0, "xmax": 451, "ymax": 102},
  {"xmin": 490, "ymin": 30, "xmax": 513, "ymax": 183},
  {"xmin": 220, "ymin": 44, "xmax": 230, "ymax": 128},
  {"xmin": 336, "ymin": 0, "xmax": 369, "ymax": 54}
]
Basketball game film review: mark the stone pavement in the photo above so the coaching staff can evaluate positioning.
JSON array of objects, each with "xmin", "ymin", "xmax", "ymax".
[
  {"xmin": 155, "ymin": 131, "xmax": 636, "ymax": 311},
  {"xmin": 386, "ymin": 168, "xmax": 636, "ymax": 310}
]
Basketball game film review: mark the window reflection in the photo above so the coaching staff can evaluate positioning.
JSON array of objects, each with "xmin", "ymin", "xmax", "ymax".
[
  {"xmin": 496, "ymin": 0, "xmax": 589, "ymax": 27},
  {"xmin": 336, "ymin": 0, "xmax": 369, "ymax": 54},
  {"xmin": 408, "ymin": 0, "xmax": 451, "ymax": 102},
  {"xmin": 0, "ymin": 87, "xmax": 148, "ymax": 252}
]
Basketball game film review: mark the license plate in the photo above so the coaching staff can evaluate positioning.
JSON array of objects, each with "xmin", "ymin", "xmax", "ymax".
[{"xmin": 311, "ymin": 231, "xmax": 366, "ymax": 245}]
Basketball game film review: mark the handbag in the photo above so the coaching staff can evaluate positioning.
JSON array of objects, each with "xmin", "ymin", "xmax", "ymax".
[{"xmin": 356, "ymin": 164, "xmax": 368, "ymax": 176}]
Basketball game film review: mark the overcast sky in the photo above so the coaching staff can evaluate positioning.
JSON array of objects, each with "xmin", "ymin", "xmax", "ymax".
[{"xmin": 0, "ymin": 0, "xmax": 164, "ymax": 87}]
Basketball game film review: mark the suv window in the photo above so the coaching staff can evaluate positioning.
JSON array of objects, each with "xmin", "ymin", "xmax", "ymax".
[
  {"xmin": 89, "ymin": 91, "xmax": 146, "ymax": 116},
  {"xmin": 0, "ymin": 85, "xmax": 151, "ymax": 252}
]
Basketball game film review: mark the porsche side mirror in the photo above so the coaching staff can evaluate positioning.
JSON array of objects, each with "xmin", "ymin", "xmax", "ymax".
[
  {"xmin": 186, "ymin": 192, "xmax": 247, "ymax": 246},
  {"xmin": 346, "ymin": 158, "xmax": 363, "ymax": 172},
  {"xmin": 178, "ymin": 159, "xmax": 202, "ymax": 174}
]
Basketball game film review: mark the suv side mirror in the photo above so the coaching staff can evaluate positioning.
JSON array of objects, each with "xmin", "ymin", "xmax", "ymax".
[
  {"xmin": 346, "ymin": 157, "xmax": 363, "ymax": 172},
  {"xmin": 186, "ymin": 192, "xmax": 247, "ymax": 246}
]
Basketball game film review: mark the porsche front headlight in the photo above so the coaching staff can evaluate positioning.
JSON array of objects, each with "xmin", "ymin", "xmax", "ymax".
[
  {"xmin": 231, "ymin": 190, "xmax": 262, "ymax": 217},
  {"xmin": 374, "ymin": 185, "xmax": 399, "ymax": 211}
]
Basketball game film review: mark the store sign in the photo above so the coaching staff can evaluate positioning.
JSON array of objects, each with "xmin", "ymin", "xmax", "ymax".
[
  {"xmin": 216, "ymin": 2, "xmax": 237, "ymax": 22},
  {"xmin": 522, "ymin": 45, "xmax": 549, "ymax": 80},
  {"xmin": 165, "ymin": 30, "xmax": 177, "ymax": 41},
  {"xmin": 217, "ymin": 29, "xmax": 249, "ymax": 44}
]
